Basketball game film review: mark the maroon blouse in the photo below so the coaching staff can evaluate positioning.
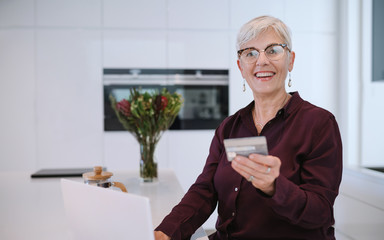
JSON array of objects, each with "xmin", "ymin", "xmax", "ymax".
[{"xmin": 156, "ymin": 92, "xmax": 343, "ymax": 240}]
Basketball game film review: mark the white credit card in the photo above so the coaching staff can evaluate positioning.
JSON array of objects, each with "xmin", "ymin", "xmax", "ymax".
[{"xmin": 223, "ymin": 136, "xmax": 268, "ymax": 161}]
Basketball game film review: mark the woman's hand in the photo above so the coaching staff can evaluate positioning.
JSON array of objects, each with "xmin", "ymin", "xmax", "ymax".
[
  {"xmin": 154, "ymin": 231, "xmax": 171, "ymax": 240},
  {"xmin": 231, "ymin": 153, "xmax": 281, "ymax": 196}
]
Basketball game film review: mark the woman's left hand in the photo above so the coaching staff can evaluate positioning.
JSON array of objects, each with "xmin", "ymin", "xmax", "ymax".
[{"xmin": 231, "ymin": 153, "xmax": 281, "ymax": 196}]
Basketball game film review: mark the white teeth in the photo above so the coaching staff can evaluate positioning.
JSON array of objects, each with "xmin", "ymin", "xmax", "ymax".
[{"xmin": 256, "ymin": 72, "xmax": 274, "ymax": 77}]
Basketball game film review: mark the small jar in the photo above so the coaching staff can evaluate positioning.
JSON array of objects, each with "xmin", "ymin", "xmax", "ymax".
[{"xmin": 82, "ymin": 166, "xmax": 127, "ymax": 192}]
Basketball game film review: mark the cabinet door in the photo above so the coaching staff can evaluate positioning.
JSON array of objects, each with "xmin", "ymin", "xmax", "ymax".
[
  {"xmin": 36, "ymin": 0, "xmax": 102, "ymax": 27},
  {"xmin": 103, "ymin": 0, "xmax": 167, "ymax": 29},
  {"xmin": 0, "ymin": 29, "xmax": 36, "ymax": 171},
  {"xmin": 229, "ymin": 0, "xmax": 285, "ymax": 30},
  {"xmin": 103, "ymin": 30, "xmax": 167, "ymax": 68},
  {"xmin": 167, "ymin": 130, "xmax": 214, "ymax": 191},
  {"xmin": 168, "ymin": 0, "xmax": 229, "ymax": 30},
  {"xmin": 36, "ymin": 29, "xmax": 103, "ymax": 168},
  {"xmin": 168, "ymin": 31, "xmax": 229, "ymax": 69},
  {"xmin": 0, "ymin": 0, "xmax": 34, "ymax": 27}
]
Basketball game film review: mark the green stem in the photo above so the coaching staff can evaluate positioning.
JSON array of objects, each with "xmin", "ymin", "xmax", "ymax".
[{"xmin": 139, "ymin": 136, "xmax": 158, "ymax": 180}]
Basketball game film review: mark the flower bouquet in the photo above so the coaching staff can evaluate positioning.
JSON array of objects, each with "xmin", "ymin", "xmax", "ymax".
[{"xmin": 110, "ymin": 88, "xmax": 183, "ymax": 182}]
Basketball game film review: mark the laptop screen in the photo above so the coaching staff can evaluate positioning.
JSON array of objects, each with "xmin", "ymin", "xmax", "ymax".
[{"xmin": 61, "ymin": 179, "xmax": 155, "ymax": 240}]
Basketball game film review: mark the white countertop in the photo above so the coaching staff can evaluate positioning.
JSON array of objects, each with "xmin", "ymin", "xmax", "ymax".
[{"xmin": 0, "ymin": 169, "xmax": 207, "ymax": 240}]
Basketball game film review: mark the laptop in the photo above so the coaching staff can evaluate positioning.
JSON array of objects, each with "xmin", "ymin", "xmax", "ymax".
[{"xmin": 61, "ymin": 179, "xmax": 155, "ymax": 240}]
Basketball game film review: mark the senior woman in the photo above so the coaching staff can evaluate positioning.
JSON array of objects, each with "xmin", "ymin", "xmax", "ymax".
[{"xmin": 155, "ymin": 15, "xmax": 342, "ymax": 240}]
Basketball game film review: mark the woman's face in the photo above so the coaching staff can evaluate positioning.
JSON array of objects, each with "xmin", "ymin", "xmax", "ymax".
[{"xmin": 237, "ymin": 29, "xmax": 295, "ymax": 97}]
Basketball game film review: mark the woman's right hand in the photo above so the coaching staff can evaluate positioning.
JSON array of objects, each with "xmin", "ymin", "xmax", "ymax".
[{"xmin": 154, "ymin": 231, "xmax": 171, "ymax": 240}]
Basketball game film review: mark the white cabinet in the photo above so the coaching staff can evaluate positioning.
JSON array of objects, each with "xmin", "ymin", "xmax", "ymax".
[
  {"xmin": 102, "ymin": 0, "xmax": 230, "ymax": 69},
  {"xmin": 0, "ymin": 29, "xmax": 36, "ymax": 171},
  {"xmin": 167, "ymin": 0, "xmax": 230, "ymax": 69},
  {"xmin": 103, "ymin": 30, "xmax": 167, "ymax": 68},
  {"xmin": 334, "ymin": 168, "xmax": 384, "ymax": 239},
  {"xmin": 168, "ymin": 0, "xmax": 229, "ymax": 30},
  {"xmin": 36, "ymin": 0, "xmax": 102, "ymax": 27},
  {"xmin": 229, "ymin": 0, "xmax": 285, "ymax": 30},
  {"xmin": 103, "ymin": 0, "xmax": 167, "ymax": 29},
  {"xmin": 167, "ymin": 130, "xmax": 214, "ymax": 191},
  {"xmin": 36, "ymin": 29, "xmax": 103, "ymax": 168},
  {"xmin": 0, "ymin": 0, "xmax": 34, "ymax": 26},
  {"xmin": 168, "ymin": 31, "xmax": 230, "ymax": 69}
]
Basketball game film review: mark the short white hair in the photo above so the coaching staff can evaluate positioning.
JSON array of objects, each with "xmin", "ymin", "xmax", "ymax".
[{"xmin": 236, "ymin": 15, "xmax": 292, "ymax": 51}]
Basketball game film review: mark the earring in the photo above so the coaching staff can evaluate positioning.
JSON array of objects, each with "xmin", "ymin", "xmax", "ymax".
[
  {"xmin": 243, "ymin": 79, "xmax": 246, "ymax": 92},
  {"xmin": 288, "ymin": 72, "xmax": 292, "ymax": 87}
]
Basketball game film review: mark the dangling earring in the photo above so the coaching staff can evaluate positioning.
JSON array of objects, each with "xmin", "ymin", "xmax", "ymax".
[
  {"xmin": 243, "ymin": 79, "xmax": 246, "ymax": 92},
  {"xmin": 288, "ymin": 72, "xmax": 292, "ymax": 87}
]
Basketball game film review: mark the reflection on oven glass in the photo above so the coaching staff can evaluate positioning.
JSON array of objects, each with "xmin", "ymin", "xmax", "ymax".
[{"xmin": 178, "ymin": 89, "xmax": 222, "ymax": 120}]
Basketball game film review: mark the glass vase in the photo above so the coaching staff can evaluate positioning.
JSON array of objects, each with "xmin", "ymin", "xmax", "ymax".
[{"xmin": 139, "ymin": 141, "xmax": 158, "ymax": 182}]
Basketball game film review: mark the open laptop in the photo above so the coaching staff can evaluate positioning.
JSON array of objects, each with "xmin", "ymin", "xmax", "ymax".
[{"xmin": 61, "ymin": 179, "xmax": 155, "ymax": 240}]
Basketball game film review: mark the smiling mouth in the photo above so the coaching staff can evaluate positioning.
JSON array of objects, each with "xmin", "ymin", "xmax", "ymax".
[{"xmin": 255, "ymin": 72, "xmax": 275, "ymax": 78}]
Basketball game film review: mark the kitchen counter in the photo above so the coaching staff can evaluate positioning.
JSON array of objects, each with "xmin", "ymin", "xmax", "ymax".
[{"xmin": 0, "ymin": 169, "xmax": 207, "ymax": 240}]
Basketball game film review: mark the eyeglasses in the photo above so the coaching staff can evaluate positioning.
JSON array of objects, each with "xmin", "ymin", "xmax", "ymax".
[{"xmin": 237, "ymin": 43, "xmax": 291, "ymax": 64}]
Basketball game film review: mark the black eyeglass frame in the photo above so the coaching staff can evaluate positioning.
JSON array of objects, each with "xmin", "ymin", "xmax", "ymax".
[{"xmin": 237, "ymin": 43, "xmax": 291, "ymax": 60}]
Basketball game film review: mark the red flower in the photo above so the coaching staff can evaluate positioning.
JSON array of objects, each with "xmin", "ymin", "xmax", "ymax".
[
  {"xmin": 116, "ymin": 99, "xmax": 131, "ymax": 117},
  {"xmin": 161, "ymin": 96, "xmax": 168, "ymax": 110}
]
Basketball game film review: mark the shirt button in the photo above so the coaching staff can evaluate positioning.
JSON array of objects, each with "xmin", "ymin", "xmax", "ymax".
[{"xmin": 235, "ymin": 187, "xmax": 238, "ymax": 192}]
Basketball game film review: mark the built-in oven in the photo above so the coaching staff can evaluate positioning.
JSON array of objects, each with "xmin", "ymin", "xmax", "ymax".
[{"xmin": 103, "ymin": 68, "xmax": 229, "ymax": 130}]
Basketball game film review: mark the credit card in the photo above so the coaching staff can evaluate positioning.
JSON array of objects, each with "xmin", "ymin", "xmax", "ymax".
[{"xmin": 223, "ymin": 136, "xmax": 268, "ymax": 161}]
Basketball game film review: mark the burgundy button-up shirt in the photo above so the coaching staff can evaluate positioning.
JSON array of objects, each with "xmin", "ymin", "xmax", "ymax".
[{"xmin": 156, "ymin": 92, "xmax": 343, "ymax": 240}]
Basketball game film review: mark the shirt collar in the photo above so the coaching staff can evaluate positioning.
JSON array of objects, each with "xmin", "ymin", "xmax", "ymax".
[{"xmin": 239, "ymin": 91, "xmax": 303, "ymax": 133}]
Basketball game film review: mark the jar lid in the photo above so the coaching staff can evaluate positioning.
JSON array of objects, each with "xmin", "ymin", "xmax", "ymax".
[{"xmin": 82, "ymin": 166, "xmax": 113, "ymax": 181}]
